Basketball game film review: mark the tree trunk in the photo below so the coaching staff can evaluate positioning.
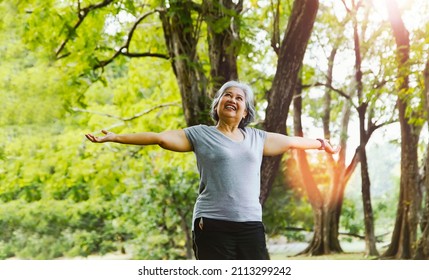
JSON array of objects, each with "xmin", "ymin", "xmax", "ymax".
[
  {"xmin": 352, "ymin": 6, "xmax": 378, "ymax": 256},
  {"xmin": 321, "ymin": 34, "xmax": 362, "ymax": 256},
  {"xmin": 160, "ymin": 1, "xmax": 210, "ymax": 126},
  {"xmin": 294, "ymin": 37, "xmax": 362, "ymax": 255},
  {"xmin": 293, "ymin": 81, "xmax": 342, "ymax": 255},
  {"xmin": 383, "ymin": 0, "xmax": 422, "ymax": 259},
  {"xmin": 357, "ymin": 104, "xmax": 379, "ymax": 256},
  {"xmin": 260, "ymin": 0, "xmax": 319, "ymax": 205},
  {"xmin": 415, "ymin": 147, "xmax": 429, "ymax": 259},
  {"xmin": 414, "ymin": 56, "xmax": 429, "ymax": 260},
  {"xmin": 203, "ymin": 0, "xmax": 242, "ymax": 97},
  {"xmin": 160, "ymin": 0, "xmax": 245, "ymax": 126}
]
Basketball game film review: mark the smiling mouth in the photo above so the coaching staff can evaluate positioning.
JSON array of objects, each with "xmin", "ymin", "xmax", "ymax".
[{"xmin": 225, "ymin": 104, "xmax": 236, "ymax": 111}]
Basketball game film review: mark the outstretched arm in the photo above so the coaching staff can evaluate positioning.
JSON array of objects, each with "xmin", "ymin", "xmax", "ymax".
[
  {"xmin": 263, "ymin": 132, "xmax": 340, "ymax": 156},
  {"xmin": 85, "ymin": 129, "xmax": 192, "ymax": 152}
]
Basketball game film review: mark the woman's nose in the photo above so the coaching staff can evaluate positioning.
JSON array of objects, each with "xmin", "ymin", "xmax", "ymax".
[{"xmin": 229, "ymin": 96, "xmax": 237, "ymax": 102}]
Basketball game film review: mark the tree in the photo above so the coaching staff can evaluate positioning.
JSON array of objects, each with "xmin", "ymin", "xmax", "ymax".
[
  {"xmin": 292, "ymin": 45, "xmax": 347, "ymax": 255},
  {"xmin": 159, "ymin": 0, "xmax": 210, "ymax": 126},
  {"xmin": 160, "ymin": 0, "xmax": 243, "ymax": 125},
  {"xmin": 349, "ymin": 0, "xmax": 378, "ymax": 256},
  {"xmin": 260, "ymin": 0, "xmax": 319, "ymax": 204},
  {"xmin": 292, "ymin": 73, "xmax": 346, "ymax": 255},
  {"xmin": 414, "ymin": 57, "xmax": 429, "ymax": 260},
  {"xmin": 288, "ymin": 0, "xmax": 396, "ymax": 256},
  {"xmin": 44, "ymin": 0, "xmax": 246, "ymax": 127},
  {"xmin": 203, "ymin": 0, "xmax": 242, "ymax": 95},
  {"xmin": 294, "ymin": 4, "xmax": 357, "ymax": 255},
  {"xmin": 383, "ymin": 0, "xmax": 424, "ymax": 259}
]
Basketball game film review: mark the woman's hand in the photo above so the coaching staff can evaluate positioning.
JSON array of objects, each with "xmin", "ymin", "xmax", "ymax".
[
  {"xmin": 85, "ymin": 130, "xmax": 116, "ymax": 143},
  {"xmin": 319, "ymin": 139, "xmax": 341, "ymax": 154}
]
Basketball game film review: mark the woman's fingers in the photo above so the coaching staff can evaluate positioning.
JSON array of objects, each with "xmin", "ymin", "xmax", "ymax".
[
  {"xmin": 85, "ymin": 130, "xmax": 115, "ymax": 143},
  {"xmin": 326, "ymin": 143, "xmax": 341, "ymax": 154},
  {"xmin": 85, "ymin": 133, "xmax": 97, "ymax": 142},
  {"xmin": 85, "ymin": 133, "xmax": 103, "ymax": 143},
  {"xmin": 331, "ymin": 145, "xmax": 341, "ymax": 154}
]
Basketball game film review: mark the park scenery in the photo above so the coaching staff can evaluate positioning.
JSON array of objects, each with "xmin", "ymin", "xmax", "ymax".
[{"xmin": 1, "ymin": 0, "xmax": 429, "ymax": 260}]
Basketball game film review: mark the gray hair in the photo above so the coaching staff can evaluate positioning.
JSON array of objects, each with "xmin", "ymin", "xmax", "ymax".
[{"xmin": 210, "ymin": 81, "xmax": 256, "ymax": 128}]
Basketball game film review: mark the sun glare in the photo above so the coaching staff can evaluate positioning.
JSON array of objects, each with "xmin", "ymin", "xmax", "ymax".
[{"xmin": 374, "ymin": 0, "xmax": 429, "ymax": 31}]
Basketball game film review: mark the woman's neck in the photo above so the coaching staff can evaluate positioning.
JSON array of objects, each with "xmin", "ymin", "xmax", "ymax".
[
  {"xmin": 216, "ymin": 121, "xmax": 240, "ymax": 133},
  {"xmin": 216, "ymin": 121, "xmax": 244, "ymax": 141}
]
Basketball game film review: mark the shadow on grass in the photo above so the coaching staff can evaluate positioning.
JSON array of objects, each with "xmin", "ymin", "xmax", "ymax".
[{"xmin": 271, "ymin": 252, "xmax": 379, "ymax": 260}]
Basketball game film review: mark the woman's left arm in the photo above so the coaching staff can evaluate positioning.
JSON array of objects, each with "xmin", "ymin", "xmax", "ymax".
[{"xmin": 263, "ymin": 132, "xmax": 340, "ymax": 156}]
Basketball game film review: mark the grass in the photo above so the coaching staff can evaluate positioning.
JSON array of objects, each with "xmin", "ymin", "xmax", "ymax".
[{"xmin": 267, "ymin": 238, "xmax": 388, "ymax": 260}]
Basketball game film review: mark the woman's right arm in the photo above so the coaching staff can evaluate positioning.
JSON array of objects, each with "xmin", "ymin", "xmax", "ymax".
[{"xmin": 85, "ymin": 129, "xmax": 192, "ymax": 152}]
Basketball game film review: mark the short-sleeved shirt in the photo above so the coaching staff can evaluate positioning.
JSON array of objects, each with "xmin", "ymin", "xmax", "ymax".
[{"xmin": 184, "ymin": 125, "xmax": 266, "ymax": 226}]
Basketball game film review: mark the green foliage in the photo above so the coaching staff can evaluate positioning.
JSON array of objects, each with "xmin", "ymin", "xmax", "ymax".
[
  {"xmin": 263, "ymin": 156, "xmax": 314, "ymax": 241},
  {"xmin": 340, "ymin": 199, "xmax": 362, "ymax": 241},
  {"xmin": 0, "ymin": 144, "xmax": 200, "ymax": 260},
  {"xmin": 117, "ymin": 166, "xmax": 199, "ymax": 259},
  {"xmin": 0, "ymin": 199, "xmax": 122, "ymax": 259},
  {"xmin": 342, "ymin": 142, "xmax": 401, "ymax": 242},
  {"xmin": 0, "ymin": 48, "xmax": 195, "ymax": 259}
]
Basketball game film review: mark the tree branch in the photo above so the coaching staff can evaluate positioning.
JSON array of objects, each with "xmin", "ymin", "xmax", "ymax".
[
  {"xmin": 302, "ymin": 82, "xmax": 352, "ymax": 100},
  {"xmin": 56, "ymin": 0, "xmax": 115, "ymax": 58},
  {"xmin": 71, "ymin": 102, "xmax": 180, "ymax": 121},
  {"xmin": 95, "ymin": 9, "xmax": 169, "ymax": 69},
  {"xmin": 344, "ymin": 148, "xmax": 360, "ymax": 184},
  {"xmin": 122, "ymin": 52, "xmax": 169, "ymax": 59},
  {"xmin": 341, "ymin": 0, "xmax": 351, "ymax": 13},
  {"xmin": 367, "ymin": 118, "xmax": 398, "ymax": 139},
  {"xmin": 56, "ymin": 3, "xmax": 169, "ymax": 67},
  {"xmin": 270, "ymin": 0, "xmax": 280, "ymax": 55},
  {"xmin": 284, "ymin": 227, "xmax": 389, "ymax": 242}
]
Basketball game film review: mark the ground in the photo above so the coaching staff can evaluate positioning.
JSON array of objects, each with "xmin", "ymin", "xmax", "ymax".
[{"xmin": 53, "ymin": 238, "xmax": 388, "ymax": 260}]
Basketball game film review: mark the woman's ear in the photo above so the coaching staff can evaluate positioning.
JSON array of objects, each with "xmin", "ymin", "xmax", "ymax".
[
  {"xmin": 243, "ymin": 109, "xmax": 248, "ymax": 119},
  {"xmin": 213, "ymin": 105, "xmax": 219, "ymax": 120}
]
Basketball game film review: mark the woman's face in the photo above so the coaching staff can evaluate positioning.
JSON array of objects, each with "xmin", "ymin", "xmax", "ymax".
[{"xmin": 216, "ymin": 87, "xmax": 247, "ymax": 123}]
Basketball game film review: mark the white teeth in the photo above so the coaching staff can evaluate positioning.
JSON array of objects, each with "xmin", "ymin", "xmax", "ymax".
[{"xmin": 225, "ymin": 105, "xmax": 236, "ymax": 110}]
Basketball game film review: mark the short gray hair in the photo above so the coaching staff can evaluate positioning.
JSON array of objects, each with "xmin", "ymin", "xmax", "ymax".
[{"xmin": 210, "ymin": 81, "xmax": 256, "ymax": 128}]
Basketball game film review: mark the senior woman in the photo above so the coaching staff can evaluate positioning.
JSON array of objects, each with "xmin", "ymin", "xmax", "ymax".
[{"xmin": 85, "ymin": 81, "xmax": 340, "ymax": 260}]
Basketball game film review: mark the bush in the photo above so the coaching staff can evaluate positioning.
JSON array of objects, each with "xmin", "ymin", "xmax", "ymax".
[
  {"xmin": 0, "ymin": 199, "xmax": 124, "ymax": 259},
  {"xmin": 117, "ymin": 167, "xmax": 199, "ymax": 259}
]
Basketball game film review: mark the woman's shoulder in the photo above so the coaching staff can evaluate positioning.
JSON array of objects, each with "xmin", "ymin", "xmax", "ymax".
[
  {"xmin": 243, "ymin": 126, "xmax": 267, "ymax": 140},
  {"xmin": 185, "ymin": 124, "xmax": 213, "ymax": 132},
  {"xmin": 184, "ymin": 124, "xmax": 216, "ymax": 137}
]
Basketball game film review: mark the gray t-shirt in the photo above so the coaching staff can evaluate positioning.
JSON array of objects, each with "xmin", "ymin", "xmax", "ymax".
[{"xmin": 184, "ymin": 125, "xmax": 266, "ymax": 225}]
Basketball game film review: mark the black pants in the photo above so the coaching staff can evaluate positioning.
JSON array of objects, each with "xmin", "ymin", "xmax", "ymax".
[{"xmin": 192, "ymin": 217, "xmax": 269, "ymax": 260}]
